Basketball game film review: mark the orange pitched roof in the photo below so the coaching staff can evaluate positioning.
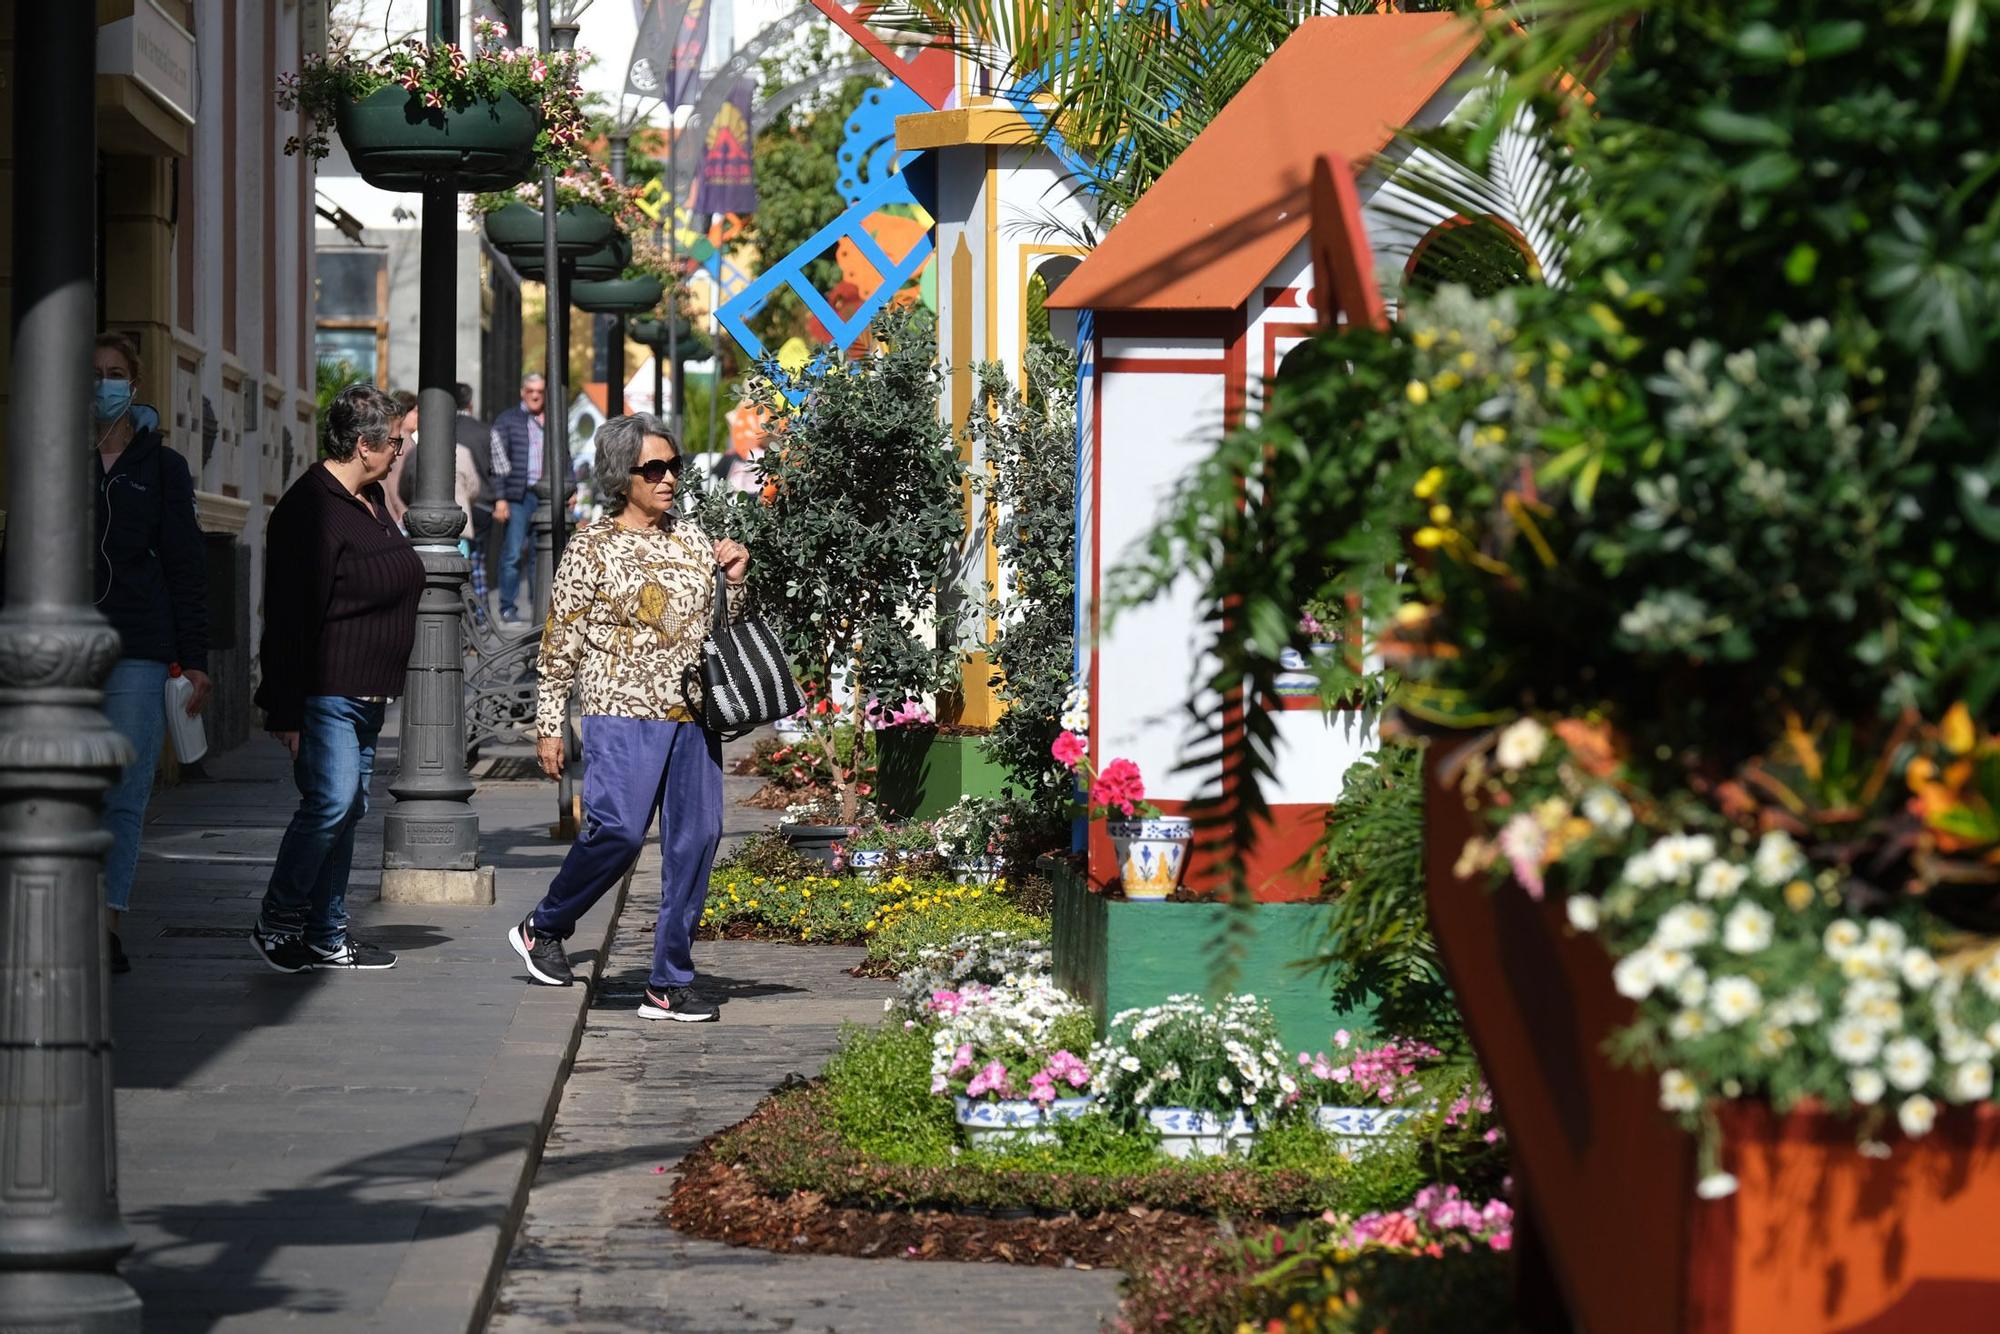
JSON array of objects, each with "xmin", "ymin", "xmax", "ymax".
[{"xmin": 1048, "ymin": 13, "xmax": 1483, "ymax": 314}]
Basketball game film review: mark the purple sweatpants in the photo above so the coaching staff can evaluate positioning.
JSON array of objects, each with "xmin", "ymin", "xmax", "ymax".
[{"xmin": 530, "ymin": 715, "xmax": 723, "ymax": 989}]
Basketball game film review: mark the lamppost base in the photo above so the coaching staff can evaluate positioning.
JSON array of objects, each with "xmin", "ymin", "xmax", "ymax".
[
  {"xmin": 0, "ymin": 1272, "xmax": 142, "ymax": 1332},
  {"xmin": 379, "ymin": 865, "xmax": 497, "ymax": 905}
]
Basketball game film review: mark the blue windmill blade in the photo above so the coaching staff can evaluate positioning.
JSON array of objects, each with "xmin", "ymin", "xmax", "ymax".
[
  {"xmin": 715, "ymin": 153, "xmax": 937, "ymax": 404},
  {"xmin": 836, "ymin": 83, "xmax": 931, "ymax": 205}
]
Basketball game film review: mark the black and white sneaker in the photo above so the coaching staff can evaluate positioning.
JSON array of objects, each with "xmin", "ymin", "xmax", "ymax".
[
  {"xmin": 311, "ymin": 938, "xmax": 398, "ymax": 970},
  {"xmin": 637, "ymin": 986, "xmax": 718, "ymax": 1023},
  {"xmin": 252, "ymin": 923, "xmax": 319, "ymax": 974},
  {"xmin": 508, "ymin": 916, "xmax": 574, "ymax": 987}
]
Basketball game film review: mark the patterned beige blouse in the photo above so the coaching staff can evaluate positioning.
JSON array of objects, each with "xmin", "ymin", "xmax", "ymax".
[{"xmin": 534, "ymin": 514, "xmax": 746, "ymax": 738}]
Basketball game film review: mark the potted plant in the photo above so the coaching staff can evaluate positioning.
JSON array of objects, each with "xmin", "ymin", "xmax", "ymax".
[
  {"xmin": 276, "ymin": 17, "xmax": 588, "ymax": 192},
  {"xmin": 923, "ymin": 977, "xmax": 1098, "ymax": 1147},
  {"xmin": 467, "ymin": 163, "xmax": 635, "ymax": 257},
  {"xmin": 928, "ymin": 794, "xmax": 1010, "ymax": 883},
  {"xmin": 837, "ymin": 820, "xmax": 934, "ymax": 879},
  {"xmin": 1274, "ymin": 594, "xmax": 1348, "ymax": 701},
  {"xmin": 512, "ymin": 231, "xmax": 629, "ymax": 284},
  {"xmin": 690, "ymin": 307, "xmax": 968, "ymax": 853},
  {"xmin": 1288, "ymin": 1034, "xmax": 1460, "ymax": 1150},
  {"xmin": 1049, "ymin": 697, "xmax": 1190, "ymax": 900},
  {"xmin": 1088, "ymin": 993, "xmax": 1296, "ymax": 1158}
]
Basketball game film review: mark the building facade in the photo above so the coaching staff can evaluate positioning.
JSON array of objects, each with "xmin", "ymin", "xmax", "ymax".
[{"xmin": 0, "ymin": 0, "xmax": 325, "ymax": 757}]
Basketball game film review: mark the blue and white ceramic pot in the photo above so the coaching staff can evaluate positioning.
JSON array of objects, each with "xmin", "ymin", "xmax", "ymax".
[
  {"xmin": 1105, "ymin": 816, "xmax": 1194, "ymax": 899},
  {"xmin": 1145, "ymin": 1106, "xmax": 1258, "ymax": 1159},
  {"xmin": 953, "ymin": 1094, "xmax": 1094, "ymax": 1147}
]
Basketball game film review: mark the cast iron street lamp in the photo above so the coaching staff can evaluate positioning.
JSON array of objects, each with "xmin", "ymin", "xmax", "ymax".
[
  {"xmin": 0, "ymin": 6, "xmax": 142, "ymax": 1328},
  {"xmin": 382, "ymin": 0, "xmax": 490, "ymax": 901}
]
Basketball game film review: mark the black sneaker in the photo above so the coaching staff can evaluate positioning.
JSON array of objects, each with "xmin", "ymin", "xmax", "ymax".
[
  {"xmin": 508, "ymin": 916, "xmax": 573, "ymax": 987},
  {"xmin": 108, "ymin": 931, "xmax": 131, "ymax": 975},
  {"xmin": 637, "ymin": 986, "xmax": 718, "ymax": 1023},
  {"xmin": 252, "ymin": 922, "xmax": 318, "ymax": 974},
  {"xmin": 310, "ymin": 937, "xmax": 398, "ymax": 970}
]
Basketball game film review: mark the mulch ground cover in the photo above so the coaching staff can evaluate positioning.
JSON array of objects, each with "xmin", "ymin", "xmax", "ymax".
[{"xmin": 667, "ymin": 1126, "xmax": 1210, "ymax": 1269}]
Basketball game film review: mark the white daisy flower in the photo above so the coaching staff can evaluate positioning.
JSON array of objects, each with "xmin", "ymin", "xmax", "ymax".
[
  {"xmin": 1823, "ymin": 920, "xmax": 1865, "ymax": 961},
  {"xmin": 1949, "ymin": 1061, "xmax": 1994, "ymax": 1103},
  {"xmin": 1622, "ymin": 849, "xmax": 1663, "ymax": 889},
  {"xmin": 1848, "ymin": 1068, "xmax": 1886, "ymax": 1106},
  {"xmin": 1216, "ymin": 1076, "xmax": 1233, "ymax": 1096},
  {"xmin": 1939, "ymin": 1029, "xmax": 1989, "ymax": 1065},
  {"xmin": 1673, "ymin": 968, "xmax": 1709, "ymax": 1009},
  {"xmin": 1651, "ymin": 835, "xmax": 1716, "ymax": 884},
  {"xmin": 1770, "ymin": 988, "xmax": 1824, "ymax": 1028},
  {"xmin": 1565, "ymin": 895, "xmax": 1601, "ymax": 932},
  {"xmin": 1882, "ymin": 1036, "xmax": 1935, "ymax": 1092},
  {"xmin": 1899, "ymin": 948, "xmax": 1941, "ymax": 992},
  {"xmin": 1652, "ymin": 948, "xmax": 1695, "ymax": 986},
  {"xmin": 1669, "ymin": 1008, "xmax": 1709, "ymax": 1040},
  {"xmin": 1580, "ymin": 788, "xmax": 1632, "ymax": 834},
  {"xmin": 1829, "ymin": 1017, "xmax": 1883, "ymax": 1065},
  {"xmin": 1865, "ymin": 919, "xmax": 1907, "ymax": 958},
  {"xmin": 1709, "ymin": 976, "xmax": 1762, "ymax": 1027},
  {"xmin": 1753, "ymin": 830, "xmax": 1806, "ymax": 885},
  {"xmin": 1494, "ymin": 717, "xmax": 1550, "ymax": 771},
  {"xmin": 1118, "ymin": 1055, "xmax": 1142, "ymax": 1073},
  {"xmin": 1722, "ymin": 903, "xmax": 1774, "ymax": 955},
  {"xmin": 1976, "ymin": 955, "xmax": 2000, "ymax": 1002},
  {"xmin": 1656, "ymin": 904, "xmax": 1717, "ymax": 949},
  {"xmin": 1658, "ymin": 1069, "xmax": 1700, "ymax": 1113},
  {"xmin": 1898, "ymin": 1094, "xmax": 1938, "ymax": 1138},
  {"xmin": 1696, "ymin": 860, "xmax": 1748, "ymax": 901},
  {"xmin": 1613, "ymin": 950, "xmax": 1658, "ymax": 1000}
]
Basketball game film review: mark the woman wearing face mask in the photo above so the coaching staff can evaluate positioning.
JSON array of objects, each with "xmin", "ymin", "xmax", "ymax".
[
  {"xmin": 250, "ymin": 383, "xmax": 425, "ymax": 974},
  {"xmin": 90, "ymin": 332, "xmax": 211, "ymax": 974},
  {"xmin": 506, "ymin": 413, "xmax": 749, "ymax": 1022}
]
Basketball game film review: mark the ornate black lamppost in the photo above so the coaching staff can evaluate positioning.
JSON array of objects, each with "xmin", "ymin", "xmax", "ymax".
[
  {"xmin": 0, "ymin": 6, "xmax": 142, "ymax": 1329},
  {"xmin": 382, "ymin": 0, "xmax": 491, "ymax": 903}
]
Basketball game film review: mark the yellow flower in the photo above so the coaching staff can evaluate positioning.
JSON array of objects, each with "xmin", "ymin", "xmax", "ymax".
[
  {"xmin": 1412, "ymin": 466, "xmax": 1445, "ymax": 499},
  {"xmin": 1428, "ymin": 503, "xmax": 1452, "ymax": 524},
  {"xmin": 1405, "ymin": 380, "xmax": 1430, "ymax": 405},
  {"xmin": 1784, "ymin": 879, "xmax": 1812, "ymax": 912},
  {"xmin": 1456, "ymin": 350, "xmax": 1478, "ymax": 370},
  {"xmin": 802, "ymin": 889, "xmax": 812, "ymax": 899},
  {"xmin": 1410, "ymin": 328, "xmax": 1438, "ymax": 350},
  {"xmin": 1413, "ymin": 526, "xmax": 1448, "ymax": 550},
  {"xmin": 747, "ymin": 899, "xmax": 759, "ymax": 909},
  {"xmin": 1587, "ymin": 302, "xmax": 1625, "ymax": 336},
  {"xmin": 1431, "ymin": 369, "xmax": 1463, "ymax": 393},
  {"xmin": 1943, "ymin": 701, "xmax": 1976, "ymax": 755}
]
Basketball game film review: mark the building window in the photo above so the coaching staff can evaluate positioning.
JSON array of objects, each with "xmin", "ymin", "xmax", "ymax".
[{"xmin": 315, "ymin": 250, "xmax": 389, "ymax": 383}]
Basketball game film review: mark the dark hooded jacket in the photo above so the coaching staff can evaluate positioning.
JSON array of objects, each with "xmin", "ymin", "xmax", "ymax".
[{"xmin": 93, "ymin": 410, "xmax": 210, "ymax": 671}]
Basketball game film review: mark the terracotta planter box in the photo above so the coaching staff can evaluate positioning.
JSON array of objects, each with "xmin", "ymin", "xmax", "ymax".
[
  {"xmin": 334, "ymin": 86, "xmax": 536, "ymax": 193},
  {"xmin": 1423, "ymin": 740, "xmax": 2000, "ymax": 1332}
]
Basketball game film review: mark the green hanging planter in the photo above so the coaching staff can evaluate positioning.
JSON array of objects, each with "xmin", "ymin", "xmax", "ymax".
[
  {"xmin": 513, "ymin": 233, "xmax": 629, "ymax": 284},
  {"xmin": 572, "ymin": 275, "xmax": 667, "ymax": 315},
  {"xmin": 482, "ymin": 200, "xmax": 618, "ymax": 259},
  {"xmin": 333, "ymin": 86, "xmax": 537, "ymax": 193},
  {"xmin": 627, "ymin": 317, "xmax": 668, "ymax": 348}
]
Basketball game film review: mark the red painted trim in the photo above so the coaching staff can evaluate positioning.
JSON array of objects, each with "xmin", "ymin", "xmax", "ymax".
[
  {"xmin": 1310, "ymin": 154, "xmax": 1388, "ymax": 333},
  {"xmin": 1099, "ymin": 356, "xmax": 1227, "ymax": 376},
  {"xmin": 1260, "ymin": 320, "xmax": 1319, "ymax": 386},
  {"xmin": 1403, "ymin": 213, "xmax": 1543, "ymax": 284},
  {"xmin": 1261, "ymin": 285, "xmax": 1315, "ymax": 311},
  {"xmin": 808, "ymin": 1, "xmax": 954, "ymax": 109}
]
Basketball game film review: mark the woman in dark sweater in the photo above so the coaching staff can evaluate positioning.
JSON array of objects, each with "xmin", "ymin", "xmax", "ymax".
[
  {"xmin": 252, "ymin": 383, "xmax": 424, "ymax": 973},
  {"xmin": 91, "ymin": 333, "xmax": 210, "ymax": 974}
]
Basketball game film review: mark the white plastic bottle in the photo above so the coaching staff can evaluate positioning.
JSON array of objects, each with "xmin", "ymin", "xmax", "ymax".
[{"xmin": 163, "ymin": 664, "xmax": 208, "ymax": 765}]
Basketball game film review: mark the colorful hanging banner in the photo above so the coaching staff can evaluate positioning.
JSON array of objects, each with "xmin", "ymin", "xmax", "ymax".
[
  {"xmin": 626, "ymin": 0, "xmax": 713, "ymax": 108},
  {"xmin": 697, "ymin": 79, "xmax": 758, "ymax": 216}
]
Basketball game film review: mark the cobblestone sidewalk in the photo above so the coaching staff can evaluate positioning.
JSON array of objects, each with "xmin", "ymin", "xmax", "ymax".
[{"xmin": 488, "ymin": 752, "xmax": 1124, "ymax": 1333}]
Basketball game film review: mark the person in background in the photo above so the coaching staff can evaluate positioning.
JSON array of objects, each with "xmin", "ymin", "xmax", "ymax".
[
  {"xmin": 489, "ymin": 373, "xmax": 546, "ymax": 624},
  {"xmin": 381, "ymin": 389, "xmax": 418, "ymax": 532},
  {"xmin": 507, "ymin": 413, "xmax": 749, "ymax": 1022},
  {"xmin": 453, "ymin": 382, "xmax": 496, "ymax": 621},
  {"xmin": 90, "ymin": 332, "xmax": 210, "ymax": 974},
  {"xmin": 397, "ymin": 388, "xmax": 487, "ymax": 572},
  {"xmin": 251, "ymin": 383, "xmax": 424, "ymax": 973}
]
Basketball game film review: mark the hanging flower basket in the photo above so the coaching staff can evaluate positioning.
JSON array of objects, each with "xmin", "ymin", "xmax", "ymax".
[
  {"xmin": 481, "ymin": 199, "xmax": 618, "ymax": 259},
  {"xmin": 331, "ymin": 85, "xmax": 539, "ymax": 193},
  {"xmin": 513, "ymin": 234, "xmax": 629, "ymax": 285},
  {"xmin": 627, "ymin": 317, "xmax": 670, "ymax": 349},
  {"xmin": 571, "ymin": 275, "xmax": 666, "ymax": 315}
]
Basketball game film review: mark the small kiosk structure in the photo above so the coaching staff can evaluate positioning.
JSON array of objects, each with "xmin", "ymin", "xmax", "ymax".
[{"xmin": 1046, "ymin": 13, "xmax": 1553, "ymax": 1044}]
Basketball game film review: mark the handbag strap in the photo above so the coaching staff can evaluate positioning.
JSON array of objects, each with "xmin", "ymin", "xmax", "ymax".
[{"xmin": 711, "ymin": 566, "xmax": 731, "ymax": 635}]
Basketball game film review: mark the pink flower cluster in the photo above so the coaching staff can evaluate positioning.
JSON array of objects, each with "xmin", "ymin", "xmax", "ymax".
[
  {"xmin": 1329, "ymin": 1185, "xmax": 1513, "ymax": 1255},
  {"xmin": 864, "ymin": 697, "xmax": 933, "ymax": 730},
  {"xmin": 1027, "ymin": 1050, "xmax": 1093, "ymax": 1104},
  {"xmin": 1049, "ymin": 733, "xmax": 1151, "ymax": 819},
  {"xmin": 964, "ymin": 1059, "xmax": 1013, "ymax": 1098},
  {"xmin": 1295, "ymin": 1037, "xmax": 1441, "ymax": 1106}
]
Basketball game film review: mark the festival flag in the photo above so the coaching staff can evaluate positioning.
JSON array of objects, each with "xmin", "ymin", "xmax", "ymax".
[
  {"xmin": 697, "ymin": 79, "xmax": 758, "ymax": 216},
  {"xmin": 625, "ymin": 0, "xmax": 713, "ymax": 108}
]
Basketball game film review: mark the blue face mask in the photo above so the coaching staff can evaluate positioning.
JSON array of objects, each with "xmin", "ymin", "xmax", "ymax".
[{"xmin": 93, "ymin": 379, "xmax": 135, "ymax": 423}]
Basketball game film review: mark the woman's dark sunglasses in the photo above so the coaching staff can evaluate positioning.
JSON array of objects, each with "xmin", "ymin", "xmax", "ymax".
[{"xmin": 630, "ymin": 456, "xmax": 684, "ymax": 484}]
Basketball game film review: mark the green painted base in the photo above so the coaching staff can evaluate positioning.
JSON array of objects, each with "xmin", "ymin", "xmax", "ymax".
[
  {"xmin": 876, "ymin": 729, "xmax": 1011, "ymax": 821},
  {"xmin": 1051, "ymin": 862, "xmax": 1370, "ymax": 1055}
]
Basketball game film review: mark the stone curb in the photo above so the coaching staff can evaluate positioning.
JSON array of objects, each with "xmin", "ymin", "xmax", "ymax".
[{"xmin": 370, "ymin": 859, "xmax": 639, "ymax": 1334}]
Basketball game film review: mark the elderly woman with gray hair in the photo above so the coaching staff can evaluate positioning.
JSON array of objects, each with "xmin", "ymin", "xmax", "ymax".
[{"xmin": 507, "ymin": 413, "xmax": 750, "ymax": 1022}]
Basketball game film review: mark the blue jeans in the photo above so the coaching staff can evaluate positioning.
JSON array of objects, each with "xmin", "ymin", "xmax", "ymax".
[
  {"xmin": 530, "ymin": 717, "xmax": 723, "ymax": 990},
  {"xmin": 497, "ymin": 489, "xmax": 539, "ymax": 618},
  {"xmin": 101, "ymin": 658, "xmax": 170, "ymax": 913},
  {"xmin": 259, "ymin": 696, "xmax": 385, "ymax": 949}
]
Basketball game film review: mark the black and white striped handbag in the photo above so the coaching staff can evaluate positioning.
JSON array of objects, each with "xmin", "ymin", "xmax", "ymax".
[{"xmin": 691, "ymin": 568, "xmax": 804, "ymax": 740}]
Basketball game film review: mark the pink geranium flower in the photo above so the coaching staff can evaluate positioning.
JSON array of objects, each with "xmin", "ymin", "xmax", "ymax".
[
  {"xmin": 1051, "ymin": 731, "xmax": 1085, "ymax": 768},
  {"xmin": 1089, "ymin": 758, "xmax": 1146, "ymax": 817}
]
